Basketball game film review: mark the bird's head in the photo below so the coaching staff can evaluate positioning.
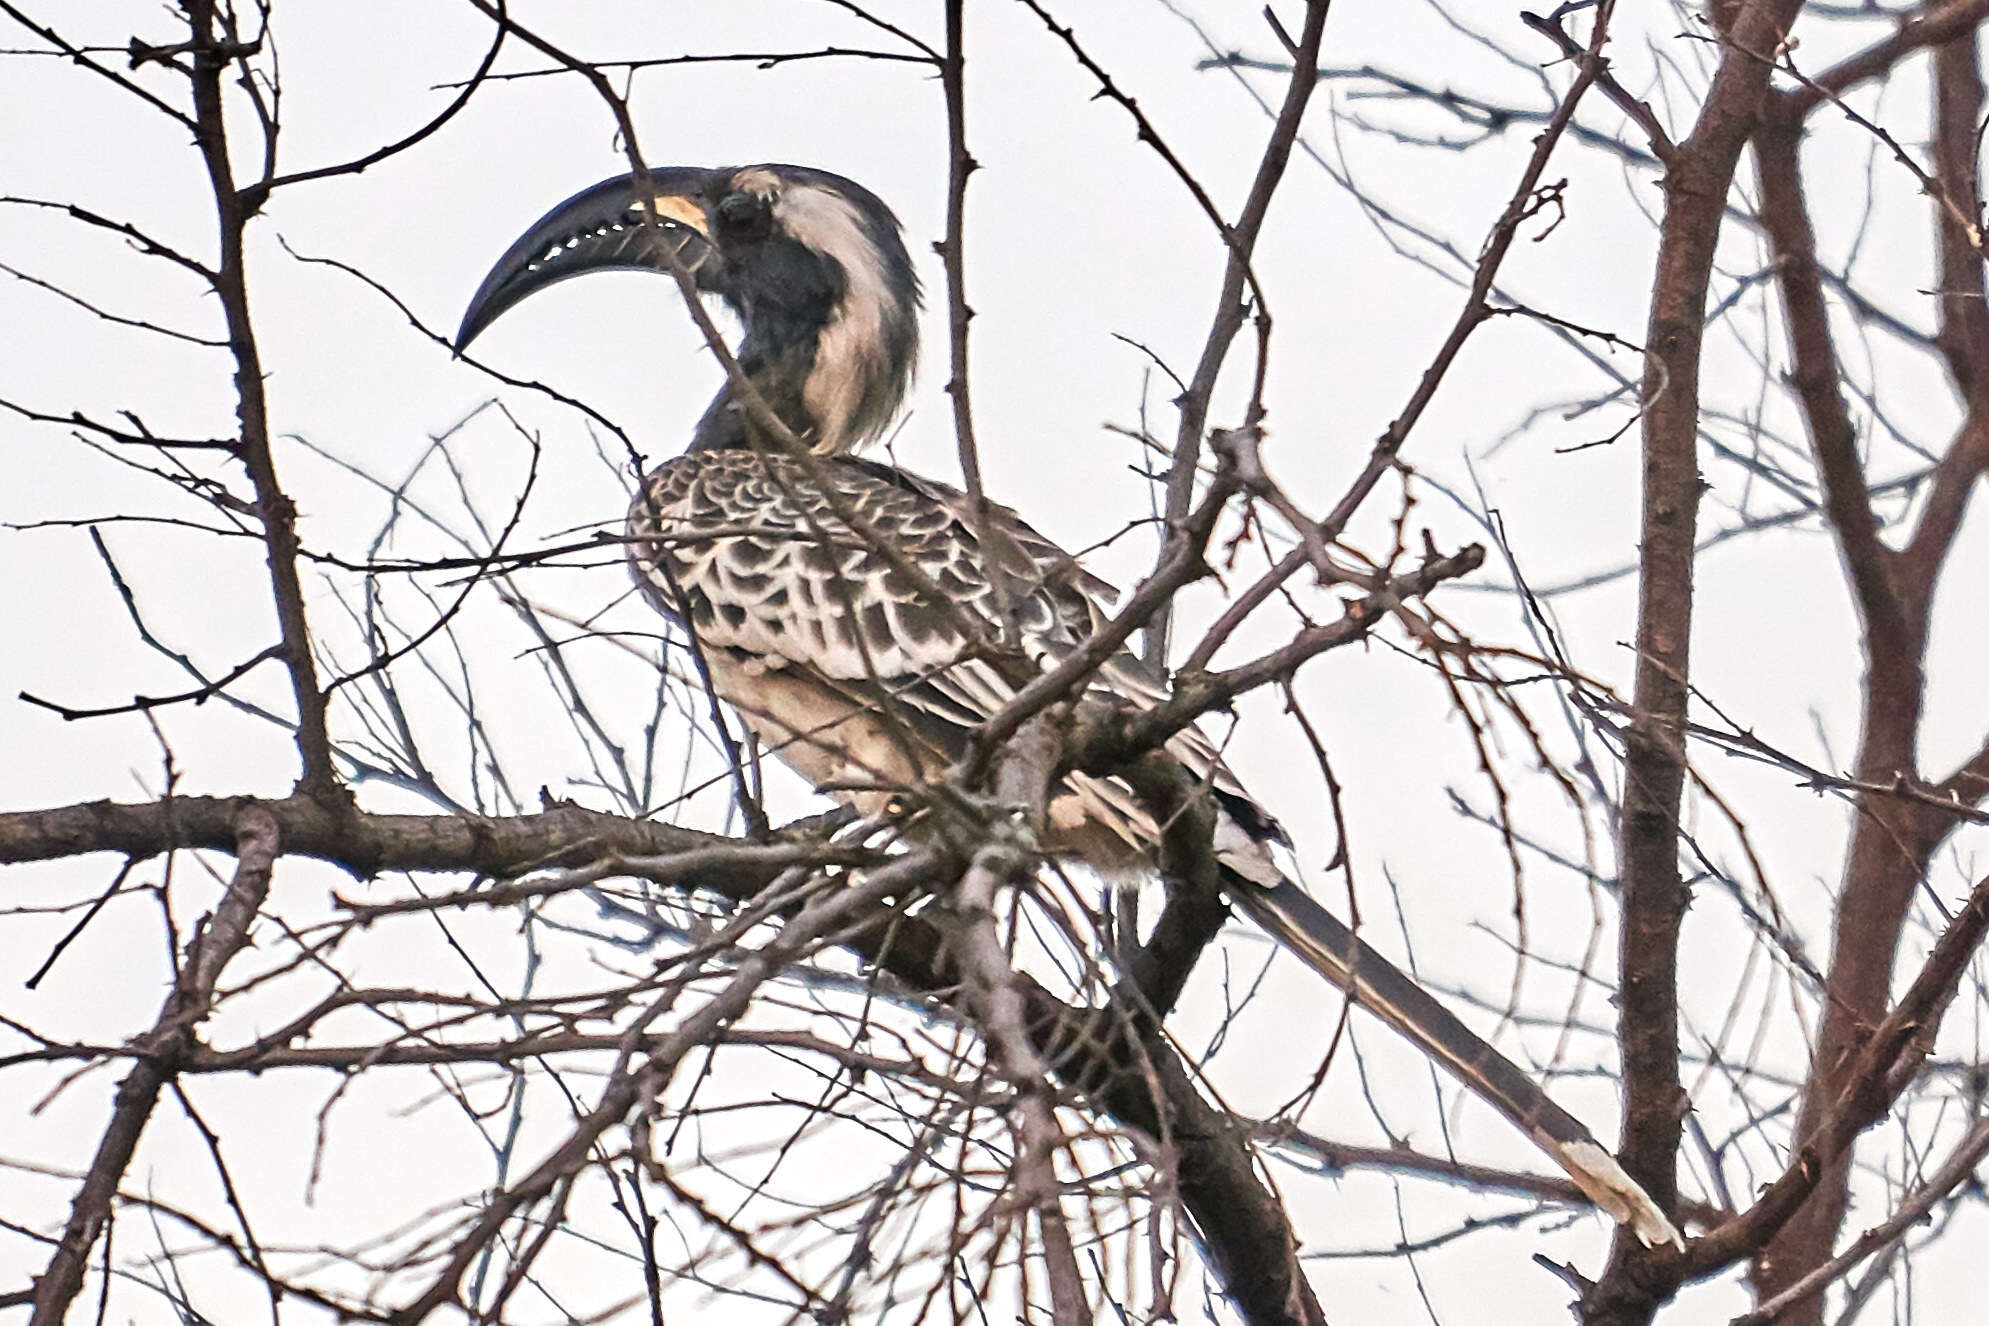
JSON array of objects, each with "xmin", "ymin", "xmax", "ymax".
[{"xmin": 456, "ymin": 164, "xmax": 920, "ymax": 454}]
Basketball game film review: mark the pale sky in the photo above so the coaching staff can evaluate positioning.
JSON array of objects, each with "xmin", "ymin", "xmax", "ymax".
[{"xmin": 3, "ymin": 2, "xmax": 1985, "ymax": 1321}]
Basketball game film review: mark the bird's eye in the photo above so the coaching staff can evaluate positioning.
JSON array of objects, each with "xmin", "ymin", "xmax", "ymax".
[{"xmin": 716, "ymin": 192, "xmax": 772, "ymax": 242}]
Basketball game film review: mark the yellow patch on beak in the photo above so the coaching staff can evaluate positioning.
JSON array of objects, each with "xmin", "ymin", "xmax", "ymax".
[{"xmin": 635, "ymin": 192, "xmax": 709, "ymax": 236}]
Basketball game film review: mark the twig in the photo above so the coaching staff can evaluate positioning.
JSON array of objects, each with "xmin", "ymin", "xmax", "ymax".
[
  {"xmin": 20, "ymin": 644, "xmax": 287, "ymax": 721},
  {"xmin": 1731, "ymin": 1113, "xmax": 1989, "ymax": 1324}
]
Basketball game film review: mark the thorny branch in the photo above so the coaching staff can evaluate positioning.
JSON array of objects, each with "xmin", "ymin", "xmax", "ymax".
[{"xmin": 28, "ymin": 804, "xmax": 278, "ymax": 1324}]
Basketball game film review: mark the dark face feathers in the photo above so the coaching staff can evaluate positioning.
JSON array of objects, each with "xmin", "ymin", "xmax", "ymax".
[{"xmin": 456, "ymin": 163, "xmax": 921, "ymax": 453}]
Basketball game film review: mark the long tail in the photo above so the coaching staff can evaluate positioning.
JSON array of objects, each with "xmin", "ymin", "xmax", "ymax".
[{"xmin": 1224, "ymin": 869, "xmax": 1683, "ymax": 1250}]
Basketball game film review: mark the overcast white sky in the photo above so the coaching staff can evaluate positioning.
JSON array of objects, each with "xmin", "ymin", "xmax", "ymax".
[{"xmin": 3, "ymin": 2, "xmax": 1986, "ymax": 1321}]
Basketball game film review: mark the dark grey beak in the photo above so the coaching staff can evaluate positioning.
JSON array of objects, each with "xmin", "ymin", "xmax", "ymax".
[{"xmin": 455, "ymin": 167, "xmax": 718, "ymax": 351}]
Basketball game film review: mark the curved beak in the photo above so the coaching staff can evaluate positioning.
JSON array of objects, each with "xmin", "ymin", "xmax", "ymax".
[{"xmin": 455, "ymin": 167, "xmax": 718, "ymax": 351}]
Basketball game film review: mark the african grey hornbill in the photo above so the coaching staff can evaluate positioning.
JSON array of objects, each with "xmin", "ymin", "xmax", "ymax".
[{"xmin": 456, "ymin": 162, "xmax": 1679, "ymax": 1248}]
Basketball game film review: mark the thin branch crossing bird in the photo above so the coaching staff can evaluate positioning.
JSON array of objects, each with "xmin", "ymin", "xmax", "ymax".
[{"xmin": 456, "ymin": 161, "xmax": 1679, "ymax": 1250}]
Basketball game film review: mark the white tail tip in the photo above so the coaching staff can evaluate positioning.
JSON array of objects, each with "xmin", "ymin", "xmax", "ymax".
[{"xmin": 1556, "ymin": 1141, "xmax": 1686, "ymax": 1250}]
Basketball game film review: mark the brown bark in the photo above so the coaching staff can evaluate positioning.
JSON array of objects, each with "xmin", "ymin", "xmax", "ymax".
[
  {"xmin": 1747, "ymin": 28, "xmax": 1989, "ymax": 1319},
  {"xmin": 1581, "ymin": 5, "xmax": 1806, "ymax": 1322}
]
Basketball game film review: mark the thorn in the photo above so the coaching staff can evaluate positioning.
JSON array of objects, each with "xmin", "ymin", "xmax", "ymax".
[{"xmin": 1530, "ymin": 1253, "xmax": 1593, "ymax": 1295}]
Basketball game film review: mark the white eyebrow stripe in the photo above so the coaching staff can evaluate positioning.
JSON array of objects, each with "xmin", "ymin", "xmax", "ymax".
[
  {"xmin": 731, "ymin": 167, "xmax": 782, "ymax": 197},
  {"xmin": 771, "ymin": 183, "xmax": 897, "ymax": 453}
]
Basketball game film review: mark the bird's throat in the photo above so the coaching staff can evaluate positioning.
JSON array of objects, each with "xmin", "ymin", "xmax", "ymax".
[{"xmin": 689, "ymin": 344, "xmax": 822, "ymax": 452}]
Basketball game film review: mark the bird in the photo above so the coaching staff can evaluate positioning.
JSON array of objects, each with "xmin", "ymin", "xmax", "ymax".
[{"xmin": 455, "ymin": 161, "xmax": 1678, "ymax": 1249}]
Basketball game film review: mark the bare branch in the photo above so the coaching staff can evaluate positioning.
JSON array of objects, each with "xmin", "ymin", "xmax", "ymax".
[{"xmin": 29, "ymin": 803, "xmax": 278, "ymax": 1324}]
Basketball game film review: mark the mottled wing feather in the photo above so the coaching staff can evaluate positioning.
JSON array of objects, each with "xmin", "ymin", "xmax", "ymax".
[
  {"xmin": 625, "ymin": 448, "xmax": 1267, "ymax": 858},
  {"xmin": 630, "ymin": 450, "xmax": 1084, "ymax": 677},
  {"xmin": 631, "ymin": 452, "xmax": 965, "ymax": 679}
]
